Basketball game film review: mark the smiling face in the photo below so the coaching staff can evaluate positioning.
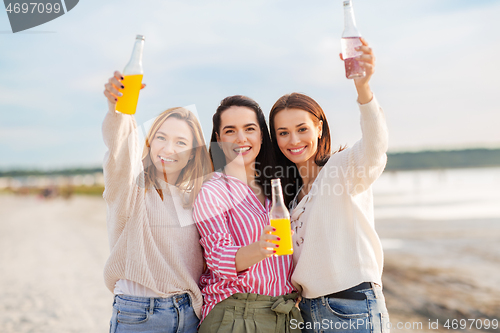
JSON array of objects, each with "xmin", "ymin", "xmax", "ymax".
[
  {"xmin": 273, "ymin": 108, "xmax": 322, "ymax": 166},
  {"xmin": 217, "ymin": 106, "xmax": 262, "ymax": 168},
  {"xmin": 149, "ymin": 117, "xmax": 194, "ymax": 182}
]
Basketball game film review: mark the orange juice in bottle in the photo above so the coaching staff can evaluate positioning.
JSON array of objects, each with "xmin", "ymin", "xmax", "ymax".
[
  {"xmin": 115, "ymin": 35, "xmax": 145, "ymax": 115},
  {"xmin": 269, "ymin": 179, "xmax": 293, "ymax": 256}
]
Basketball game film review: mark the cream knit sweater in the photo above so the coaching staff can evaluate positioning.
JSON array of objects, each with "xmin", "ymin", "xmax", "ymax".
[
  {"xmin": 102, "ymin": 102, "xmax": 204, "ymax": 318},
  {"xmin": 290, "ymin": 96, "xmax": 388, "ymax": 299}
]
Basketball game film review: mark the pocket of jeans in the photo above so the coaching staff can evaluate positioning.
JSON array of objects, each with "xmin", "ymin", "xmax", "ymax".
[
  {"xmin": 114, "ymin": 304, "xmax": 150, "ymax": 325},
  {"xmin": 325, "ymin": 297, "xmax": 369, "ymax": 319}
]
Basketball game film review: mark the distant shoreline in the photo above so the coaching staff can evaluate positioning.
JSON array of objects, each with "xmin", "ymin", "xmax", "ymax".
[
  {"xmin": 384, "ymin": 148, "xmax": 500, "ymax": 171},
  {"xmin": 1, "ymin": 148, "xmax": 499, "ymax": 175}
]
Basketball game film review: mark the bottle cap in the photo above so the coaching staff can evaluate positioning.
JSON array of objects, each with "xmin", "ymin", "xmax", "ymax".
[{"xmin": 136, "ymin": 35, "xmax": 145, "ymax": 40}]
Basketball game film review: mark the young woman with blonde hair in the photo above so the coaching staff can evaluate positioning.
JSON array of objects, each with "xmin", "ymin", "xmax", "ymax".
[{"xmin": 102, "ymin": 71, "xmax": 212, "ymax": 333}]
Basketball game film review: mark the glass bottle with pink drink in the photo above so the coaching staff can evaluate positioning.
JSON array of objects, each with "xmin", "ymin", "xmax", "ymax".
[{"xmin": 341, "ymin": 0, "xmax": 365, "ymax": 79}]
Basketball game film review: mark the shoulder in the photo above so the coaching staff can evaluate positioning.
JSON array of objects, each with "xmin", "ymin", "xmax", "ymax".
[
  {"xmin": 323, "ymin": 148, "xmax": 349, "ymax": 170},
  {"xmin": 199, "ymin": 172, "xmax": 227, "ymax": 196},
  {"xmin": 193, "ymin": 176, "xmax": 235, "ymax": 223},
  {"xmin": 194, "ymin": 173, "xmax": 231, "ymax": 213}
]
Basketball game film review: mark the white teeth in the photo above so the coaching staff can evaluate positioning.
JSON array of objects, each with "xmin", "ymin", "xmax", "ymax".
[
  {"xmin": 234, "ymin": 147, "xmax": 251, "ymax": 153},
  {"xmin": 290, "ymin": 147, "xmax": 305, "ymax": 153},
  {"xmin": 159, "ymin": 156, "xmax": 175, "ymax": 162}
]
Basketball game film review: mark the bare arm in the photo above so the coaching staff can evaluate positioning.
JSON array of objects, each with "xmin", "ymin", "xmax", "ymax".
[{"xmin": 235, "ymin": 225, "xmax": 278, "ymax": 272}]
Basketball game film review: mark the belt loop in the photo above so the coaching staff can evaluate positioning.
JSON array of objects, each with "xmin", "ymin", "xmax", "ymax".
[
  {"xmin": 321, "ymin": 296, "xmax": 326, "ymax": 306},
  {"xmin": 149, "ymin": 298, "xmax": 154, "ymax": 315},
  {"xmin": 370, "ymin": 283, "xmax": 378, "ymax": 299}
]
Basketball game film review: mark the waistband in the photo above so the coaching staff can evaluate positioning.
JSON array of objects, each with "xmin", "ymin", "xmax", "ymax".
[
  {"xmin": 226, "ymin": 292, "xmax": 298, "ymax": 304},
  {"xmin": 324, "ymin": 282, "xmax": 376, "ymax": 300},
  {"xmin": 219, "ymin": 293, "xmax": 303, "ymax": 333},
  {"xmin": 114, "ymin": 293, "xmax": 191, "ymax": 309}
]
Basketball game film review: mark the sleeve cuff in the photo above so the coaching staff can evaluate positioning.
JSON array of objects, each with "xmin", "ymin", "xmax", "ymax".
[
  {"xmin": 357, "ymin": 94, "xmax": 379, "ymax": 112},
  {"xmin": 208, "ymin": 245, "xmax": 249, "ymax": 280}
]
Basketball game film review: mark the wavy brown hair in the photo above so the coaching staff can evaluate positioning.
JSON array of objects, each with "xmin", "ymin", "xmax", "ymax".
[
  {"xmin": 142, "ymin": 107, "xmax": 212, "ymax": 208},
  {"xmin": 209, "ymin": 95, "xmax": 277, "ymax": 199},
  {"xmin": 269, "ymin": 93, "xmax": 346, "ymax": 206}
]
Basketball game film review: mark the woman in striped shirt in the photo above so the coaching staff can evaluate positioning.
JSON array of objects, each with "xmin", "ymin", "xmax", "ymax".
[{"xmin": 193, "ymin": 95, "xmax": 302, "ymax": 333}]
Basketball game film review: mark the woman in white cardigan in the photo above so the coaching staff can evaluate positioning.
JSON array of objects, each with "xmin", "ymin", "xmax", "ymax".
[{"xmin": 269, "ymin": 38, "xmax": 390, "ymax": 333}]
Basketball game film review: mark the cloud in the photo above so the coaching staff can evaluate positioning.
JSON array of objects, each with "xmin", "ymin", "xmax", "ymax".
[{"xmin": 1, "ymin": 0, "xmax": 500, "ymax": 168}]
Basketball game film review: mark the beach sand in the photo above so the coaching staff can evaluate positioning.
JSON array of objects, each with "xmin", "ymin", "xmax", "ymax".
[
  {"xmin": 0, "ymin": 195, "xmax": 111, "ymax": 333},
  {"xmin": 0, "ymin": 194, "xmax": 499, "ymax": 332},
  {"xmin": 378, "ymin": 217, "xmax": 500, "ymax": 332}
]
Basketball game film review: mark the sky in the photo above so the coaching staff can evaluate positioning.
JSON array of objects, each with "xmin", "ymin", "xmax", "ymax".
[{"xmin": 1, "ymin": 0, "xmax": 499, "ymax": 169}]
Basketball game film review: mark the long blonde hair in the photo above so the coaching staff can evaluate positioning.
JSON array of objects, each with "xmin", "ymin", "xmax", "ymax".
[{"xmin": 142, "ymin": 107, "xmax": 212, "ymax": 208}]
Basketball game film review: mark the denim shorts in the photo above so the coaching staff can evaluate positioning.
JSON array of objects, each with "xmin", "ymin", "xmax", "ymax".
[
  {"xmin": 109, "ymin": 293, "xmax": 199, "ymax": 333},
  {"xmin": 298, "ymin": 284, "xmax": 390, "ymax": 333}
]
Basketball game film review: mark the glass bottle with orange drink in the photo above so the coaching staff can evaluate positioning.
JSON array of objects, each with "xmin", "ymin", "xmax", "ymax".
[
  {"xmin": 115, "ymin": 35, "xmax": 145, "ymax": 115},
  {"xmin": 269, "ymin": 179, "xmax": 293, "ymax": 256}
]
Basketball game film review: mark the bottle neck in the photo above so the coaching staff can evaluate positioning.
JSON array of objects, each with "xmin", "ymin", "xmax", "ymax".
[
  {"xmin": 124, "ymin": 39, "xmax": 144, "ymax": 75},
  {"xmin": 271, "ymin": 185, "xmax": 285, "ymax": 208},
  {"xmin": 342, "ymin": 1, "xmax": 361, "ymax": 37}
]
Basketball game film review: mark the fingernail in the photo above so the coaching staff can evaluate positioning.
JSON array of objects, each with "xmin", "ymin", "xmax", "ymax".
[
  {"xmin": 273, "ymin": 250, "xmax": 277, "ymax": 253},
  {"xmin": 121, "ymin": 85, "xmax": 125, "ymax": 89},
  {"xmin": 272, "ymin": 228, "xmax": 276, "ymax": 232},
  {"xmin": 115, "ymin": 98, "xmax": 118, "ymax": 101},
  {"xmin": 276, "ymin": 245, "xmax": 280, "ymax": 248},
  {"xmin": 121, "ymin": 76, "xmax": 124, "ymax": 80},
  {"xmin": 277, "ymin": 237, "xmax": 281, "ymax": 241},
  {"xmin": 118, "ymin": 92, "xmax": 123, "ymax": 97}
]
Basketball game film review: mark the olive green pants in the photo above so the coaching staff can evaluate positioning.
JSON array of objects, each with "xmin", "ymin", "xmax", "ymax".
[{"xmin": 199, "ymin": 293, "xmax": 303, "ymax": 333}]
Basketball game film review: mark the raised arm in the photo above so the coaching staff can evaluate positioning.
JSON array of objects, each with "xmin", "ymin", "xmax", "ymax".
[
  {"xmin": 102, "ymin": 71, "xmax": 145, "ymax": 228},
  {"xmin": 337, "ymin": 39, "xmax": 389, "ymax": 195}
]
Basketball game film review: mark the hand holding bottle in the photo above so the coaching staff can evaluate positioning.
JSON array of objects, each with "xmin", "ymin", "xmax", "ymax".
[
  {"xmin": 234, "ymin": 225, "xmax": 279, "ymax": 272},
  {"xmin": 339, "ymin": 37, "xmax": 375, "ymax": 103},
  {"xmin": 258, "ymin": 225, "xmax": 280, "ymax": 258},
  {"xmin": 103, "ymin": 71, "xmax": 146, "ymax": 105},
  {"xmin": 340, "ymin": 38, "xmax": 375, "ymax": 83}
]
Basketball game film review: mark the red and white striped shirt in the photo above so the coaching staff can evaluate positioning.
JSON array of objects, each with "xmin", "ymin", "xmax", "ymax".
[{"xmin": 193, "ymin": 172, "xmax": 295, "ymax": 321}]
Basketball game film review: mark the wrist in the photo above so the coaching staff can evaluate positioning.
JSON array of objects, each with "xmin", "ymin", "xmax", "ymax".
[{"xmin": 355, "ymin": 83, "xmax": 373, "ymax": 104}]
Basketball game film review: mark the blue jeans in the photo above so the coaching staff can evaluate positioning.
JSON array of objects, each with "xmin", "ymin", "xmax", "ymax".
[
  {"xmin": 298, "ymin": 284, "xmax": 390, "ymax": 333},
  {"xmin": 109, "ymin": 293, "xmax": 199, "ymax": 333}
]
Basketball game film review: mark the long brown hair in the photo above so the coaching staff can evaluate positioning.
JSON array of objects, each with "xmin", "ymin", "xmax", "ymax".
[
  {"xmin": 269, "ymin": 93, "xmax": 346, "ymax": 206},
  {"xmin": 142, "ymin": 107, "xmax": 212, "ymax": 208},
  {"xmin": 209, "ymin": 95, "xmax": 276, "ymax": 199}
]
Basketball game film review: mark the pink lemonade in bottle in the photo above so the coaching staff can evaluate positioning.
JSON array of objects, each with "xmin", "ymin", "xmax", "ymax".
[
  {"xmin": 341, "ymin": 1, "xmax": 365, "ymax": 79},
  {"xmin": 341, "ymin": 37, "xmax": 365, "ymax": 79}
]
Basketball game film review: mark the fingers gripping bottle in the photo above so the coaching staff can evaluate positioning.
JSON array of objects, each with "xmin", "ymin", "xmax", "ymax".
[
  {"xmin": 115, "ymin": 35, "xmax": 145, "ymax": 115},
  {"xmin": 269, "ymin": 179, "xmax": 293, "ymax": 256},
  {"xmin": 341, "ymin": 0, "xmax": 366, "ymax": 79}
]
